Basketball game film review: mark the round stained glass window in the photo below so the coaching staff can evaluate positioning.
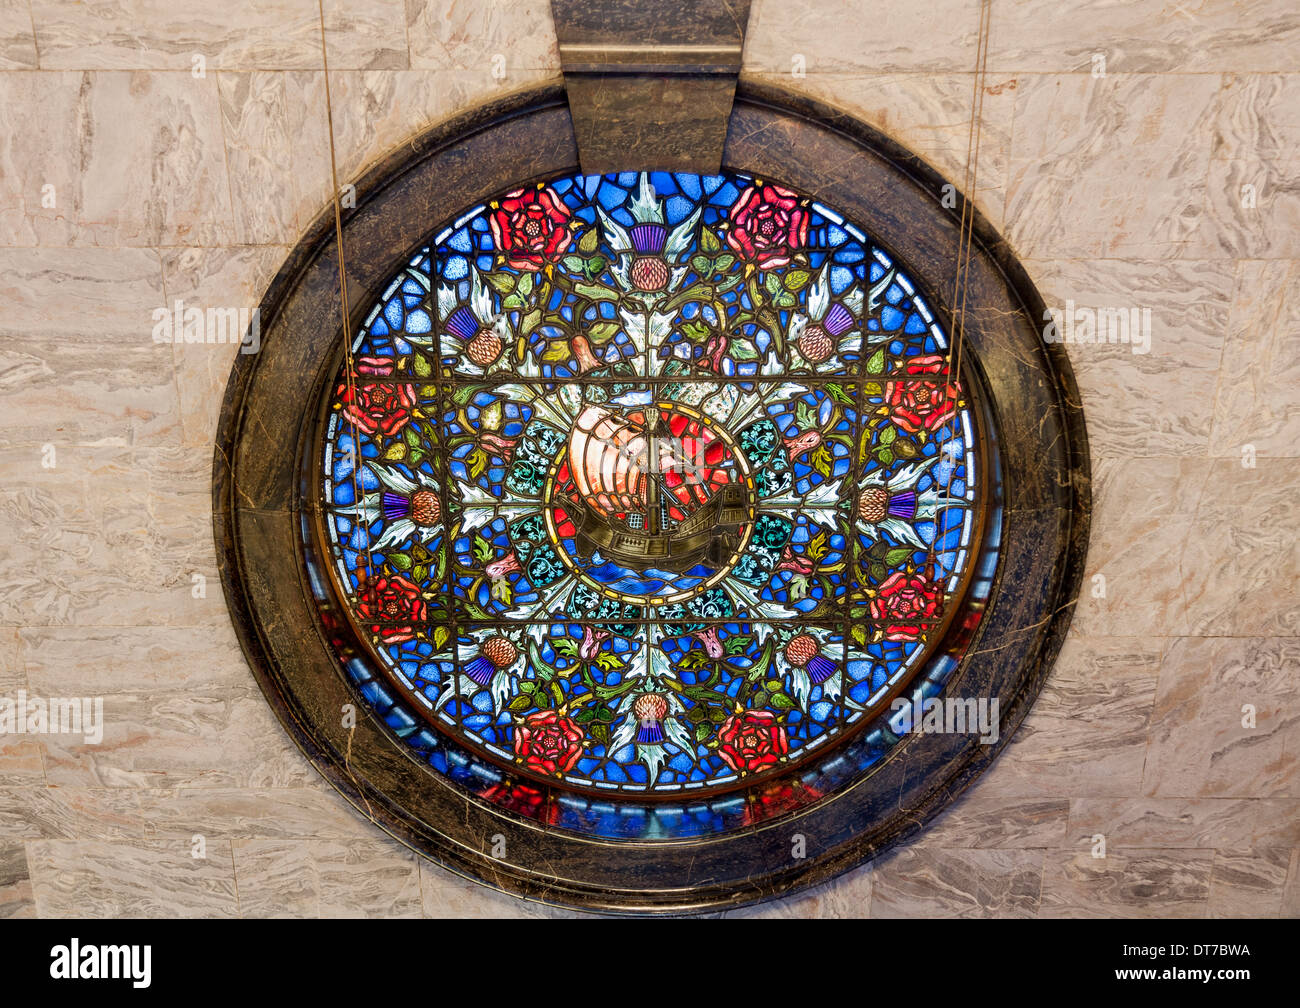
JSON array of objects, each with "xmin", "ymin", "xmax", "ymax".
[
  {"xmin": 318, "ymin": 170, "xmax": 985, "ymax": 798},
  {"xmin": 216, "ymin": 84, "xmax": 1088, "ymax": 912}
]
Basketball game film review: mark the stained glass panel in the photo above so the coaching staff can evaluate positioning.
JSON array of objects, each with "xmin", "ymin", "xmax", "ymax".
[{"xmin": 319, "ymin": 170, "xmax": 981, "ymax": 796}]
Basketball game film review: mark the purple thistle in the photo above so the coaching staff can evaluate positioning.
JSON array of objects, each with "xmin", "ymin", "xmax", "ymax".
[
  {"xmin": 445, "ymin": 306, "xmax": 479, "ymax": 342},
  {"xmin": 807, "ymin": 654, "xmax": 837, "ymax": 684},
  {"xmin": 636, "ymin": 718, "xmax": 665, "ymax": 745},
  {"xmin": 630, "ymin": 223, "xmax": 667, "ymax": 255},
  {"xmin": 382, "ymin": 492, "xmax": 410, "ymax": 522},
  {"xmin": 823, "ymin": 301, "xmax": 854, "ymax": 337},
  {"xmin": 465, "ymin": 656, "xmax": 495, "ymax": 686},
  {"xmin": 887, "ymin": 490, "xmax": 918, "ymax": 520}
]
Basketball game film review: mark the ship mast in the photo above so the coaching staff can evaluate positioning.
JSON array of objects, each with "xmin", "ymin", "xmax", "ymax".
[{"xmin": 642, "ymin": 407, "xmax": 663, "ymax": 536}]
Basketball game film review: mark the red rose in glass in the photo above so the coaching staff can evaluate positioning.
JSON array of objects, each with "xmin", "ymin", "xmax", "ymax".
[
  {"xmin": 870, "ymin": 572, "xmax": 942, "ymax": 642},
  {"xmin": 514, "ymin": 710, "xmax": 585, "ymax": 776},
  {"xmin": 355, "ymin": 575, "xmax": 427, "ymax": 643},
  {"xmin": 335, "ymin": 358, "xmax": 417, "ymax": 438},
  {"xmin": 717, "ymin": 709, "xmax": 789, "ymax": 775},
  {"xmin": 884, "ymin": 355, "xmax": 958, "ymax": 434},
  {"xmin": 489, "ymin": 185, "xmax": 572, "ymax": 271},
  {"xmin": 726, "ymin": 182, "xmax": 808, "ymax": 269}
]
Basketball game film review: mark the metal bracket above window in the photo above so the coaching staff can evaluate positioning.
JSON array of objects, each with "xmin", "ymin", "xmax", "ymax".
[{"xmin": 550, "ymin": 0, "xmax": 752, "ymax": 174}]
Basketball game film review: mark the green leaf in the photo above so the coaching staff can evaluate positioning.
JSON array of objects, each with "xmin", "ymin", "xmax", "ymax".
[
  {"xmin": 585, "ymin": 255, "xmax": 607, "ymax": 278},
  {"xmin": 806, "ymin": 531, "xmax": 829, "ymax": 563},
  {"xmin": 680, "ymin": 319, "xmax": 711, "ymax": 342},
  {"xmin": 484, "ymin": 272, "xmax": 515, "ymax": 295},
  {"xmin": 884, "ymin": 547, "xmax": 914, "ymax": 567},
  {"xmin": 826, "ymin": 383, "xmax": 855, "ymax": 405},
  {"xmin": 811, "ymin": 444, "xmax": 833, "ymax": 479},
  {"xmin": 700, "ymin": 229, "xmax": 721, "ymax": 253},
  {"xmin": 768, "ymin": 691, "xmax": 796, "ymax": 710},
  {"xmin": 411, "ymin": 564, "xmax": 428, "ymax": 583},
  {"xmin": 562, "ymin": 254, "xmax": 587, "ymax": 274},
  {"xmin": 549, "ymin": 681, "xmax": 565, "ymax": 707},
  {"xmin": 895, "ymin": 439, "xmax": 918, "ymax": 458},
  {"xmin": 695, "ymin": 722, "xmax": 712, "ymax": 743},
  {"xmin": 466, "ymin": 447, "xmax": 488, "ymax": 481},
  {"xmin": 715, "ymin": 254, "xmax": 735, "ymax": 271},
  {"xmin": 412, "ymin": 353, "xmax": 431, "ymax": 378},
  {"xmin": 690, "ymin": 254, "xmax": 713, "ymax": 276},
  {"xmin": 587, "ymin": 320, "xmax": 620, "ymax": 341},
  {"xmin": 869, "ymin": 562, "xmax": 887, "ymax": 582},
  {"xmin": 387, "ymin": 552, "xmax": 412, "ymax": 571},
  {"xmin": 431, "ymin": 625, "xmax": 450, "ymax": 652},
  {"xmin": 516, "ymin": 272, "xmax": 534, "ymax": 297},
  {"xmin": 507, "ymin": 694, "xmax": 533, "ymax": 713},
  {"xmin": 472, "ymin": 535, "xmax": 493, "ymax": 564},
  {"xmin": 864, "ymin": 381, "xmax": 883, "ymax": 397},
  {"xmin": 876, "ymin": 447, "xmax": 895, "ymax": 466},
  {"xmin": 783, "ymin": 269, "xmax": 811, "ymax": 291},
  {"xmin": 866, "ymin": 348, "xmax": 887, "ymax": 375},
  {"xmin": 729, "ymin": 341, "xmax": 758, "ymax": 361},
  {"xmin": 403, "ymin": 424, "xmax": 422, "ymax": 448},
  {"xmin": 382, "ymin": 442, "xmax": 407, "ymax": 461},
  {"xmin": 501, "ymin": 293, "xmax": 524, "ymax": 311},
  {"xmin": 553, "ymin": 638, "xmax": 579, "ymax": 659},
  {"xmin": 578, "ymin": 228, "xmax": 600, "ymax": 254},
  {"xmin": 879, "ymin": 425, "xmax": 896, "ymax": 446},
  {"xmin": 574, "ymin": 281, "xmax": 619, "ymax": 302}
]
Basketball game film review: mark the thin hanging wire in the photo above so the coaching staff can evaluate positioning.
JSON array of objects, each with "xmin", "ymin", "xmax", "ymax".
[
  {"xmin": 318, "ymin": 0, "xmax": 376, "ymax": 818},
  {"xmin": 316, "ymin": 0, "xmax": 373, "ymax": 588},
  {"xmin": 933, "ymin": 0, "xmax": 992, "ymax": 592}
]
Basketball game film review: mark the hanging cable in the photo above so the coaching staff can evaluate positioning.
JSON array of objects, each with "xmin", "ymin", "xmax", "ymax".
[{"xmin": 933, "ymin": 0, "xmax": 993, "ymax": 593}]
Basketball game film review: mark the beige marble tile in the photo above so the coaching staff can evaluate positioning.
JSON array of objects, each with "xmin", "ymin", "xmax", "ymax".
[
  {"xmin": 406, "ymin": 0, "xmax": 559, "ymax": 74},
  {"xmin": 1284, "ymin": 849, "xmax": 1300, "ymax": 916},
  {"xmin": 1208, "ymin": 260, "xmax": 1300, "ymax": 458},
  {"xmin": 0, "ymin": 446, "xmax": 233, "ymax": 626},
  {"xmin": 26, "ymin": 838, "xmax": 238, "ymax": 916},
  {"xmin": 1006, "ymin": 74, "xmax": 1220, "ymax": 260},
  {"xmin": 744, "ymin": 0, "xmax": 985, "ymax": 74},
  {"xmin": 1027, "ymin": 259, "xmax": 1233, "ymax": 456},
  {"xmin": 967, "ymin": 636, "xmax": 1161, "ymax": 797},
  {"xmin": 1144, "ymin": 637, "xmax": 1300, "ymax": 798},
  {"xmin": 232, "ymin": 837, "xmax": 423, "ymax": 917},
  {"xmin": 910, "ymin": 791, "xmax": 1071, "ymax": 848},
  {"xmin": 1196, "ymin": 156, "xmax": 1300, "ymax": 259},
  {"xmin": 216, "ymin": 72, "xmax": 300, "ymax": 245},
  {"xmin": 987, "ymin": 0, "xmax": 1300, "ymax": 74},
  {"xmin": 1207, "ymin": 847, "xmax": 1291, "ymax": 917},
  {"xmin": 1180, "ymin": 459, "xmax": 1300, "ymax": 636},
  {"xmin": 1040, "ymin": 847, "xmax": 1212, "ymax": 918},
  {"xmin": 1068, "ymin": 797, "xmax": 1300, "ymax": 849},
  {"xmin": 0, "ymin": 71, "xmax": 235, "ymax": 247},
  {"xmin": 28, "ymin": 0, "xmax": 322, "ymax": 70},
  {"xmin": 744, "ymin": 72, "xmax": 1014, "ymax": 229},
  {"xmin": 284, "ymin": 69, "xmax": 560, "ymax": 223},
  {"xmin": 1068, "ymin": 457, "xmax": 1208, "ymax": 637},
  {"xmin": 160, "ymin": 245, "xmax": 290, "ymax": 445},
  {"xmin": 867, "ymin": 847, "xmax": 1044, "ymax": 918},
  {"xmin": 323, "ymin": 0, "xmax": 410, "ymax": 71},
  {"xmin": 0, "ymin": 0, "xmax": 37, "ymax": 69},
  {"xmin": 20, "ymin": 627, "xmax": 311, "ymax": 788},
  {"xmin": 0, "ymin": 783, "xmax": 378, "ymax": 841},
  {"xmin": 0, "ymin": 843, "xmax": 35, "ymax": 918}
]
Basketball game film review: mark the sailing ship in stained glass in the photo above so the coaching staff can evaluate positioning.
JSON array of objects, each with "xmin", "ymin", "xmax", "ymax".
[{"xmin": 319, "ymin": 170, "xmax": 981, "ymax": 795}]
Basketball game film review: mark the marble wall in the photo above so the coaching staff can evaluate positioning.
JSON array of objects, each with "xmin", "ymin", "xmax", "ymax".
[{"xmin": 0, "ymin": 0, "xmax": 1296, "ymax": 917}]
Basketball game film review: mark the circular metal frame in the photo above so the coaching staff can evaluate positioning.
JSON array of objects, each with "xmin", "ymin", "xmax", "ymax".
[{"xmin": 213, "ymin": 82, "xmax": 1090, "ymax": 914}]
